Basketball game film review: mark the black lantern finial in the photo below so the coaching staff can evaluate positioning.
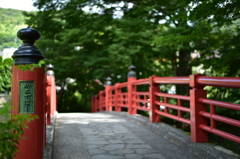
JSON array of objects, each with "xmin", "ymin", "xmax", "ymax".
[{"xmin": 12, "ymin": 27, "xmax": 45, "ymax": 65}]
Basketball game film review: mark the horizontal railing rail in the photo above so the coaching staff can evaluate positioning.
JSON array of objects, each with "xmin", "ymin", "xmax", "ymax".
[
  {"xmin": 197, "ymin": 76, "xmax": 240, "ymax": 88},
  {"xmin": 154, "ymin": 76, "xmax": 190, "ymax": 85},
  {"xmin": 132, "ymin": 78, "xmax": 149, "ymax": 85}
]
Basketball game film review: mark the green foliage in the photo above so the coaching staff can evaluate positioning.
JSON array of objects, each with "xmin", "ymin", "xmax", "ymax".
[
  {"xmin": 24, "ymin": 0, "xmax": 240, "ymax": 111},
  {"xmin": 0, "ymin": 103, "xmax": 38, "ymax": 159},
  {"xmin": 16, "ymin": 60, "xmax": 46, "ymax": 71},
  {"xmin": 0, "ymin": 57, "xmax": 13, "ymax": 93},
  {"xmin": 0, "ymin": 8, "xmax": 28, "ymax": 51}
]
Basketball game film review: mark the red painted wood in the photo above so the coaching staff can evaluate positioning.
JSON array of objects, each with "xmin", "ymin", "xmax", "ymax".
[
  {"xmin": 115, "ymin": 83, "xmax": 122, "ymax": 112},
  {"xmin": 149, "ymin": 76, "xmax": 160, "ymax": 123},
  {"xmin": 200, "ymin": 125, "xmax": 240, "ymax": 143},
  {"xmin": 128, "ymin": 77, "xmax": 137, "ymax": 115},
  {"xmin": 197, "ymin": 76, "xmax": 240, "ymax": 88},
  {"xmin": 105, "ymin": 85, "xmax": 111, "ymax": 111},
  {"xmin": 12, "ymin": 66, "xmax": 45, "ymax": 159},
  {"xmin": 132, "ymin": 78, "xmax": 149, "ymax": 85},
  {"xmin": 155, "ymin": 110, "xmax": 191, "ymax": 125},
  {"xmin": 46, "ymin": 75, "xmax": 51, "ymax": 125},
  {"xmin": 153, "ymin": 76, "xmax": 189, "ymax": 84},
  {"xmin": 99, "ymin": 91, "xmax": 105, "ymax": 111},
  {"xmin": 190, "ymin": 74, "xmax": 208, "ymax": 143}
]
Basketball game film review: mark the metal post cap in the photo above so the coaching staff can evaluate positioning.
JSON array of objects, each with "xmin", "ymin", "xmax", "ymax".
[
  {"xmin": 12, "ymin": 26, "xmax": 45, "ymax": 65},
  {"xmin": 105, "ymin": 77, "xmax": 112, "ymax": 86},
  {"xmin": 128, "ymin": 65, "xmax": 136, "ymax": 70},
  {"xmin": 128, "ymin": 65, "xmax": 136, "ymax": 78},
  {"xmin": 46, "ymin": 64, "xmax": 54, "ymax": 70},
  {"xmin": 17, "ymin": 26, "xmax": 41, "ymax": 44},
  {"xmin": 46, "ymin": 64, "xmax": 55, "ymax": 76}
]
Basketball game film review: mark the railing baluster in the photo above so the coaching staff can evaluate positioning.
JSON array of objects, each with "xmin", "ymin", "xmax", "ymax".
[
  {"xmin": 150, "ymin": 76, "xmax": 161, "ymax": 123},
  {"xmin": 190, "ymin": 74, "xmax": 208, "ymax": 143}
]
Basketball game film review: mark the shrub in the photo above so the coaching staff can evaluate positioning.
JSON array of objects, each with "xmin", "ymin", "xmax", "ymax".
[{"xmin": 0, "ymin": 103, "xmax": 37, "ymax": 159}]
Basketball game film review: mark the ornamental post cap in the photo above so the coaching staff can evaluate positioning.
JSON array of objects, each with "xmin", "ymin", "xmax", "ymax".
[
  {"xmin": 46, "ymin": 63, "xmax": 55, "ymax": 76},
  {"xmin": 46, "ymin": 64, "xmax": 54, "ymax": 69},
  {"xmin": 106, "ymin": 77, "xmax": 111, "ymax": 81},
  {"xmin": 17, "ymin": 26, "xmax": 41, "ymax": 44},
  {"xmin": 128, "ymin": 65, "xmax": 136, "ymax": 78},
  {"xmin": 105, "ymin": 77, "xmax": 111, "ymax": 86},
  {"xmin": 128, "ymin": 65, "xmax": 136, "ymax": 70},
  {"xmin": 12, "ymin": 26, "xmax": 44, "ymax": 65}
]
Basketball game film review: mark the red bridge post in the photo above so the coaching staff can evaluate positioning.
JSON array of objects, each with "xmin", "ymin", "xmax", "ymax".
[
  {"xmin": 91, "ymin": 95, "xmax": 95, "ymax": 112},
  {"xmin": 95, "ymin": 95, "xmax": 99, "ymax": 112},
  {"xmin": 11, "ymin": 27, "xmax": 45, "ymax": 159},
  {"xmin": 128, "ymin": 65, "xmax": 137, "ymax": 115},
  {"xmin": 190, "ymin": 74, "xmax": 208, "ymax": 142},
  {"xmin": 105, "ymin": 77, "xmax": 112, "ymax": 111},
  {"xmin": 115, "ymin": 83, "xmax": 122, "ymax": 112},
  {"xmin": 99, "ymin": 90, "xmax": 105, "ymax": 111},
  {"xmin": 46, "ymin": 74, "xmax": 51, "ymax": 125},
  {"xmin": 149, "ymin": 76, "xmax": 161, "ymax": 123},
  {"xmin": 46, "ymin": 64, "xmax": 57, "ymax": 125}
]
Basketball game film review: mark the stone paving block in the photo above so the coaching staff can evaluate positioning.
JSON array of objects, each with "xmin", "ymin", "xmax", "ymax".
[
  {"xmin": 126, "ymin": 144, "xmax": 152, "ymax": 149},
  {"xmin": 87, "ymin": 145, "xmax": 98, "ymax": 149},
  {"xmin": 101, "ymin": 144, "xmax": 125, "ymax": 150},
  {"xmin": 109, "ymin": 149, "xmax": 135, "ymax": 155},
  {"xmin": 143, "ymin": 153, "xmax": 166, "ymax": 159},
  {"xmin": 108, "ymin": 140, "xmax": 124, "ymax": 144},
  {"xmin": 125, "ymin": 154, "xmax": 144, "ymax": 159},
  {"xmin": 124, "ymin": 139, "xmax": 145, "ymax": 144},
  {"xmin": 118, "ymin": 135, "xmax": 138, "ymax": 140},
  {"xmin": 86, "ymin": 140, "xmax": 109, "ymax": 145},
  {"xmin": 85, "ymin": 137, "xmax": 106, "ymax": 141},
  {"xmin": 92, "ymin": 154, "xmax": 125, "ymax": 159},
  {"xmin": 88, "ymin": 149, "xmax": 107, "ymax": 155},
  {"xmin": 102, "ymin": 135, "xmax": 116, "ymax": 140},
  {"xmin": 134, "ymin": 148, "xmax": 158, "ymax": 155}
]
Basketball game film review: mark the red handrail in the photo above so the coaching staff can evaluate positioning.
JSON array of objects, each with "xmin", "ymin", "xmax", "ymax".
[
  {"xmin": 197, "ymin": 76, "xmax": 240, "ymax": 88},
  {"xmin": 132, "ymin": 78, "xmax": 149, "ymax": 85},
  {"xmin": 117, "ymin": 82, "xmax": 128, "ymax": 88},
  {"xmin": 154, "ymin": 76, "xmax": 189, "ymax": 84}
]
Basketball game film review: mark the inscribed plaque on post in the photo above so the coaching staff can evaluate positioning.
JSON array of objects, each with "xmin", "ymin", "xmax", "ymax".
[{"xmin": 19, "ymin": 81, "xmax": 35, "ymax": 113}]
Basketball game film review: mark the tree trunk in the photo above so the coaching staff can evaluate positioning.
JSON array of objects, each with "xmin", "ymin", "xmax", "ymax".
[
  {"xmin": 171, "ymin": 51, "xmax": 177, "ymax": 77},
  {"xmin": 176, "ymin": 49, "xmax": 192, "ymax": 95}
]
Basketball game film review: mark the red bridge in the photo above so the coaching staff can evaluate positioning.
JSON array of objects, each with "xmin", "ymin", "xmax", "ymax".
[
  {"xmin": 92, "ymin": 68, "xmax": 240, "ymax": 144},
  {"xmin": 7, "ymin": 27, "xmax": 240, "ymax": 159}
]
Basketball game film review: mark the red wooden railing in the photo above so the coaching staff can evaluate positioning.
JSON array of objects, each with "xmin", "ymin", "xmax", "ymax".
[
  {"xmin": 45, "ymin": 74, "xmax": 57, "ymax": 125},
  {"xmin": 91, "ymin": 74, "xmax": 240, "ymax": 144}
]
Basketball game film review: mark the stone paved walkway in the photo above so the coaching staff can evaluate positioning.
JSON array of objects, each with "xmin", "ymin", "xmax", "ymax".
[
  {"xmin": 53, "ymin": 112, "xmax": 238, "ymax": 159},
  {"xmin": 79, "ymin": 116, "xmax": 165, "ymax": 159}
]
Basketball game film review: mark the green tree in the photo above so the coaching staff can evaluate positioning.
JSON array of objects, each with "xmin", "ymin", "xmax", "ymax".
[
  {"xmin": 0, "ymin": 57, "xmax": 13, "ymax": 93},
  {"xmin": 0, "ymin": 8, "xmax": 28, "ymax": 51},
  {"xmin": 24, "ymin": 0, "xmax": 173, "ymax": 111},
  {"xmin": 24, "ymin": 0, "xmax": 240, "ymax": 111}
]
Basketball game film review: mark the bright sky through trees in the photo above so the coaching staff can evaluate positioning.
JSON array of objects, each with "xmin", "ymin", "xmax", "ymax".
[{"xmin": 0, "ymin": 0, "xmax": 37, "ymax": 11}]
